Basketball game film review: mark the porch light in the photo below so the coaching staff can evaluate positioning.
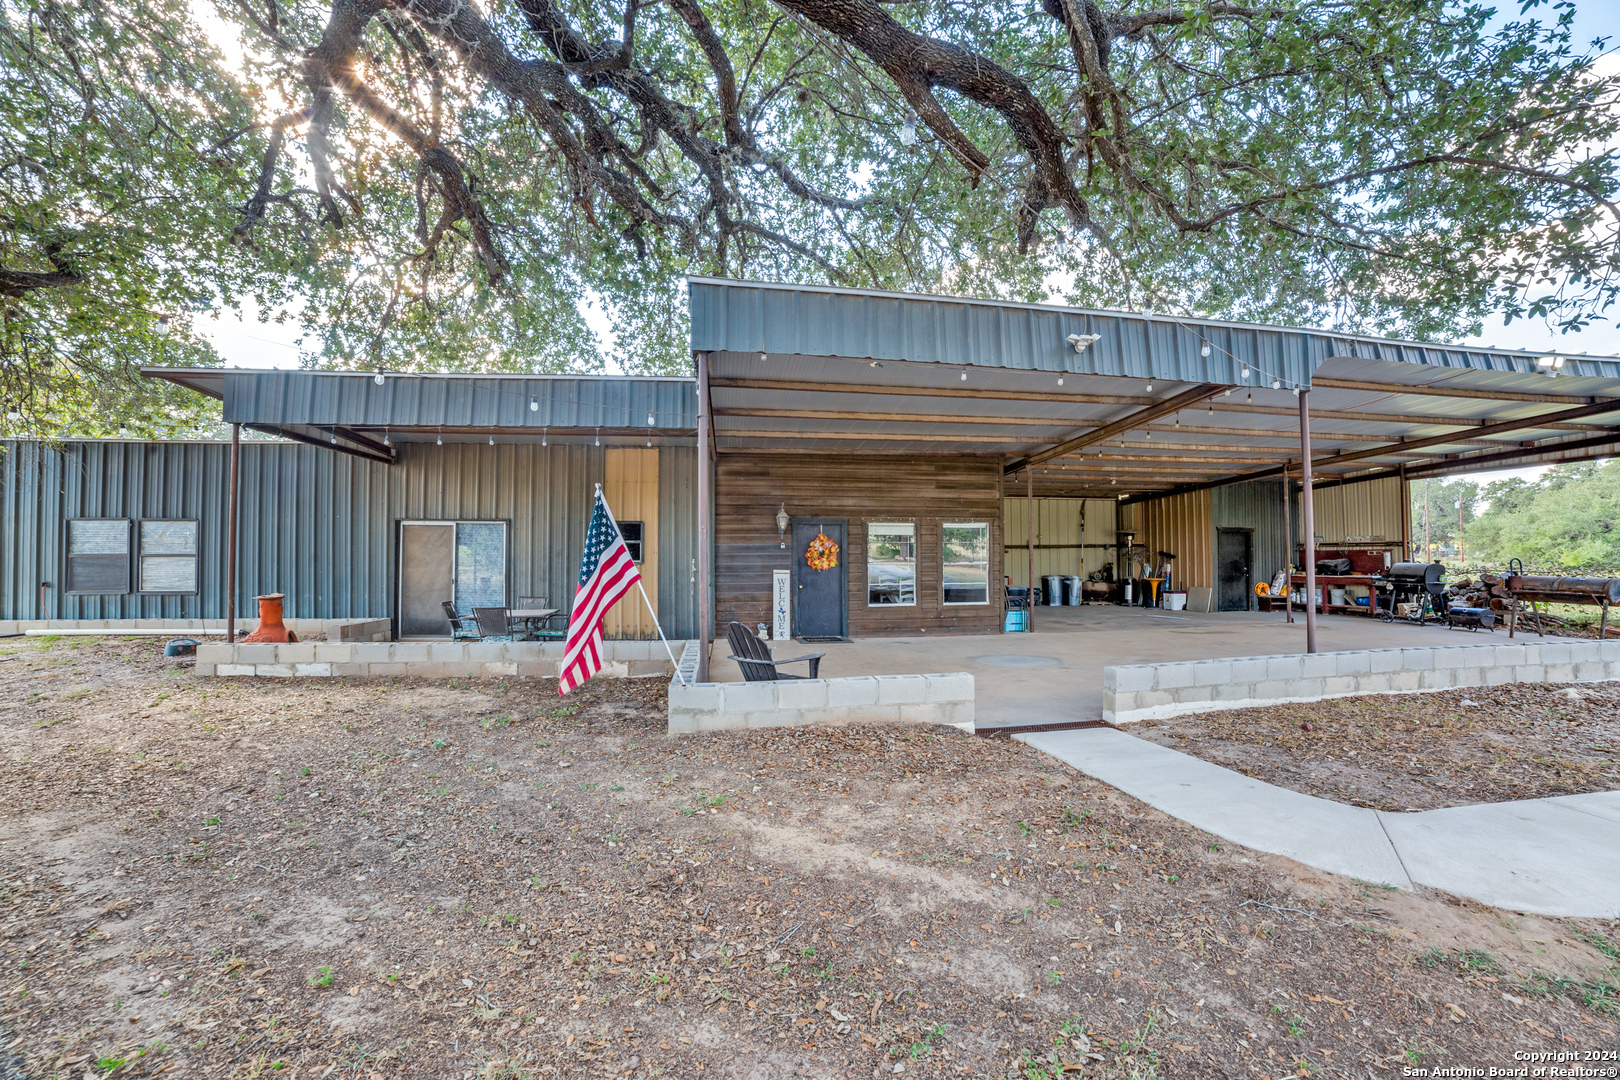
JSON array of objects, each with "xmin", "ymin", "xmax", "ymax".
[
  {"xmin": 1537, "ymin": 355, "xmax": 1566, "ymax": 377},
  {"xmin": 1065, "ymin": 333, "xmax": 1101, "ymax": 355},
  {"xmin": 776, "ymin": 504, "xmax": 790, "ymax": 548}
]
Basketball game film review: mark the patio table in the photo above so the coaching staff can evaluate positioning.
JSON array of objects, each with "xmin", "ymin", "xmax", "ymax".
[{"xmin": 508, "ymin": 607, "xmax": 561, "ymax": 638}]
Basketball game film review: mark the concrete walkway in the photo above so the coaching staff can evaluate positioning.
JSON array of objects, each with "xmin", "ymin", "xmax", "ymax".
[{"xmin": 1018, "ymin": 727, "xmax": 1620, "ymax": 918}]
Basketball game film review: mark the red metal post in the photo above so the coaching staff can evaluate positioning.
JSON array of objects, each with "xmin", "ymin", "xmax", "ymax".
[{"xmin": 227, "ymin": 423, "xmax": 240, "ymax": 642}]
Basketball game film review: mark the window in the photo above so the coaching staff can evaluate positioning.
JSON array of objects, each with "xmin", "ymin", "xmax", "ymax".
[
  {"xmin": 66, "ymin": 519, "xmax": 131, "ymax": 594},
  {"xmin": 619, "ymin": 520, "xmax": 645, "ymax": 563},
  {"xmin": 139, "ymin": 520, "xmax": 198, "ymax": 593},
  {"xmin": 942, "ymin": 522, "xmax": 990, "ymax": 605},
  {"xmin": 453, "ymin": 522, "xmax": 507, "ymax": 612},
  {"xmin": 867, "ymin": 522, "xmax": 916, "ymax": 606}
]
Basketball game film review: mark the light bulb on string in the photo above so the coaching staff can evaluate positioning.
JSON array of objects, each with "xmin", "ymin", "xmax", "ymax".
[
  {"xmin": 489, "ymin": 434, "xmax": 495, "ymax": 446},
  {"xmin": 541, "ymin": 430, "xmax": 547, "ymax": 447},
  {"xmin": 382, "ymin": 432, "xmax": 391, "ymax": 447},
  {"xmin": 1271, "ymin": 379, "xmax": 1281, "ymax": 390},
  {"xmin": 330, "ymin": 432, "xmax": 338, "ymax": 444},
  {"xmin": 1057, "ymin": 376, "xmax": 1064, "ymax": 386},
  {"xmin": 1246, "ymin": 390, "xmax": 1252, "ymax": 403},
  {"xmin": 1200, "ymin": 344, "xmax": 1211, "ymax": 358},
  {"xmin": 595, "ymin": 430, "xmax": 600, "ymax": 447},
  {"xmin": 960, "ymin": 370, "xmax": 968, "ymax": 381},
  {"xmin": 436, "ymin": 433, "xmax": 443, "ymax": 446},
  {"xmin": 899, "ymin": 113, "xmax": 918, "ymax": 146},
  {"xmin": 1293, "ymin": 386, "xmax": 1301, "ymax": 397},
  {"xmin": 1241, "ymin": 364, "xmax": 1251, "ymax": 380},
  {"xmin": 374, "ymin": 370, "xmax": 385, "ymax": 386},
  {"xmin": 530, "ymin": 398, "xmax": 539, "ymax": 412},
  {"xmin": 1144, "ymin": 382, "xmax": 1153, "ymax": 393},
  {"xmin": 647, "ymin": 411, "xmax": 656, "ymax": 426}
]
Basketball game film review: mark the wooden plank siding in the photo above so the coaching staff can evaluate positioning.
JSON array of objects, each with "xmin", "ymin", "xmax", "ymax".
[{"xmin": 715, "ymin": 454, "xmax": 1006, "ymax": 637}]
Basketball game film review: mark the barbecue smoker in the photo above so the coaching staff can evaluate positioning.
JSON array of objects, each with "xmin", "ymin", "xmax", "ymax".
[
  {"xmin": 1501, "ymin": 561, "xmax": 1620, "ymax": 638},
  {"xmin": 1377, "ymin": 562, "xmax": 1446, "ymax": 623}
]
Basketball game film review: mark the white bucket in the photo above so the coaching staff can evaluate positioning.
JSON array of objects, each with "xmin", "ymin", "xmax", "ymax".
[
  {"xmin": 1164, "ymin": 591, "xmax": 1187, "ymax": 611},
  {"xmin": 1330, "ymin": 588, "xmax": 1347, "ymax": 606}
]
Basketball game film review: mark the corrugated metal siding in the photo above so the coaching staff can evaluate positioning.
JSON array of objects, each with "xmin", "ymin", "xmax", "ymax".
[
  {"xmin": 1002, "ymin": 498, "xmax": 1119, "ymax": 586},
  {"xmin": 688, "ymin": 278, "xmax": 1590, "ymax": 387},
  {"xmin": 659, "ymin": 445, "xmax": 699, "ymax": 638},
  {"xmin": 1311, "ymin": 476, "xmax": 1405, "ymax": 545},
  {"xmin": 222, "ymin": 371, "xmax": 698, "ymax": 430},
  {"xmin": 1212, "ymin": 481, "xmax": 1289, "ymax": 589},
  {"xmin": 1133, "ymin": 490, "xmax": 1214, "ymax": 591},
  {"xmin": 1, "ymin": 440, "xmax": 699, "ymax": 637}
]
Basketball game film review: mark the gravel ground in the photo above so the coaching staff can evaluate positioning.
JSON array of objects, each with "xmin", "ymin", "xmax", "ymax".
[
  {"xmin": 1131, "ymin": 683, "xmax": 1620, "ymax": 811},
  {"xmin": 0, "ymin": 637, "xmax": 1616, "ymax": 1079}
]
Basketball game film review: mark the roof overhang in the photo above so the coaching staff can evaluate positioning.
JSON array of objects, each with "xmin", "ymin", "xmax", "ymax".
[{"xmin": 688, "ymin": 278, "xmax": 1620, "ymax": 500}]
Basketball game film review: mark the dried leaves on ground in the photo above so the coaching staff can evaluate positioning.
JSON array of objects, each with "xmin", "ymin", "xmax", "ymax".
[
  {"xmin": 1133, "ymin": 683, "xmax": 1620, "ymax": 811},
  {"xmin": 0, "ymin": 638, "xmax": 1616, "ymax": 1079}
]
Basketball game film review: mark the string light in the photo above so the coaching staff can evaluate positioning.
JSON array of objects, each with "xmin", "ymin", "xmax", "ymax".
[
  {"xmin": 595, "ymin": 430, "xmax": 600, "ymax": 446},
  {"xmin": 1200, "ymin": 344, "xmax": 1211, "ymax": 357},
  {"xmin": 530, "ymin": 398, "xmax": 539, "ymax": 412},
  {"xmin": 1271, "ymin": 378, "xmax": 1281, "ymax": 390},
  {"xmin": 374, "ymin": 370, "xmax": 385, "ymax": 386},
  {"xmin": 541, "ymin": 430, "xmax": 547, "ymax": 447},
  {"xmin": 960, "ymin": 370, "xmax": 968, "ymax": 381},
  {"xmin": 1057, "ymin": 376, "xmax": 1064, "ymax": 386},
  {"xmin": 382, "ymin": 432, "xmax": 391, "ymax": 447},
  {"xmin": 1144, "ymin": 382, "xmax": 1153, "ymax": 392},
  {"xmin": 899, "ymin": 113, "xmax": 918, "ymax": 146},
  {"xmin": 330, "ymin": 432, "xmax": 338, "ymax": 444},
  {"xmin": 1241, "ymin": 364, "xmax": 1251, "ymax": 380},
  {"xmin": 489, "ymin": 434, "xmax": 495, "ymax": 446},
  {"xmin": 647, "ymin": 411, "xmax": 656, "ymax": 426},
  {"xmin": 436, "ymin": 433, "xmax": 443, "ymax": 446},
  {"xmin": 758, "ymin": 351, "xmax": 767, "ymax": 362}
]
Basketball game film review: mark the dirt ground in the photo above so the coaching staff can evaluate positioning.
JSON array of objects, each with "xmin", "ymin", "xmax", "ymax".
[
  {"xmin": 0, "ymin": 638, "xmax": 1616, "ymax": 1080},
  {"xmin": 1132, "ymin": 683, "xmax": 1620, "ymax": 811}
]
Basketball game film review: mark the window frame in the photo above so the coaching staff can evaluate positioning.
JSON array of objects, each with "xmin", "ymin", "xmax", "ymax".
[
  {"xmin": 137, "ymin": 518, "xmax": 200, "ymax": 595},
  {"xmin": 865, "ymin": 520, "xmax": 918, "ymax": 608},
  {"xmin": 618, "ymin": 520, "xmax": 645, "ymax": 564},
  {"xmin": 64, "ymin": 518, "xmax": 132, "ymax": 595},
  {"xmin": 941, "ymin": 521, "xmax": 991, "ymax": 606}
]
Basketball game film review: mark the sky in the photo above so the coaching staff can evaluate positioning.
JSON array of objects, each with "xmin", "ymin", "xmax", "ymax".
[{"xmin": 189, "ymin": 0, "xmax": 1619, "ymax": 486}]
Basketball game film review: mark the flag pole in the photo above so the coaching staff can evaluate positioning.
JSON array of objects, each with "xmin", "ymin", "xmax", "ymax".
[{"xmin": 597, "ymin": 484, "xmax": 688, "ymax": 687}]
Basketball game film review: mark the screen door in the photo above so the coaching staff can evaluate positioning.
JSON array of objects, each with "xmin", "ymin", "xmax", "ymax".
[{"xmin": 398, "ymin": 521, "xmax": 508, "ymax": 637}]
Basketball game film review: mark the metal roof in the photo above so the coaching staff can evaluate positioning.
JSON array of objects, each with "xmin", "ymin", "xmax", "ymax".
[
  {"xmin": 142, "ymin": 368, "xmax": 698, "ymax": 463},
  {"xmin": 687, "ymin": 278, "xmax": 1620, "ymax": 500}
]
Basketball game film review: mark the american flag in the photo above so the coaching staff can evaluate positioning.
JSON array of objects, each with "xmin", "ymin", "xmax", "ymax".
[{"xmin": 559, "ymin": 488, "xmax": 642, "ymax": 695}]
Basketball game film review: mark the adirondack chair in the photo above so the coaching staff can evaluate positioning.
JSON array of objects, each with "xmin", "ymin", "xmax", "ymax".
[
  {"xmin": 472, "ymin": 606, "xmax": 515, "ymax": 642},
  {"xmin": 441, "ymin": 600, "xmax": 479, "ymax": 641},
  {"xmin": 726, "ymin": 621, "xmax": 824, "ymax": 681}
]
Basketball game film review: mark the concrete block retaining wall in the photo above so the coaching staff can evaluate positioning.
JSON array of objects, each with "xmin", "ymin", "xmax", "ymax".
[
  {"xmin": 1104, "ymin": 640, "xmax": 1620, "ymax": 724},
  {"xmin": 198, "ymin": 639, "xmax": 687, "ymax": 679},
  {"xmin": 2, "ymin": 618, "xmax": 390, "ymax": 642},
  {"xmin": 667, "ymin": 646, "xmax": 974, "ymax": 734}
]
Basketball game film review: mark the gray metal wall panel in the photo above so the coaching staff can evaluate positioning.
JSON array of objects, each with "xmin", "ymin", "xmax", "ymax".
[
  {"xmin": 688, "ymin": 278, "xmax": 1611, "ymax": 387},
  {"xmin": 1, "ymin": 440, "xmax": 699, "ymax": 635},
  {"xmin": 222, "ymin": 372, "xmax": 697, "ymax": 431},
  {"xmin": 1212, "ymin": 480, "xmax": 1289, "ymax": 592}
]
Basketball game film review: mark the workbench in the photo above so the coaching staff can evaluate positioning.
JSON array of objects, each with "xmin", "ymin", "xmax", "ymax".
[{"xmin": 1257, "ymin": 574, "xmax": 1382, "ymax": 617}]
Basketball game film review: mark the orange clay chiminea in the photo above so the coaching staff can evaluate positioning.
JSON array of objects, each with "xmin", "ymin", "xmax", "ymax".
[{"xmin": 241, "ymin": 593, "xmax": 298, "ymax": 643}]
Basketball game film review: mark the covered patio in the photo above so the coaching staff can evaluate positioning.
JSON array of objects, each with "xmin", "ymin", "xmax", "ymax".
[{"xmin": 705, "ymin": 603, "xmax": 1451, "ymax": 728}]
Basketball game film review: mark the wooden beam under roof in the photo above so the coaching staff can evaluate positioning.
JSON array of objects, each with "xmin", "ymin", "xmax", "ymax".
[
  {"xmin": 1310, "ymin": 376, "xmax": 1614, "ymax": 406},
  {"xmin": 710, "ymin": 376, "xmax": 1157, "ymax": 406},
  {"xmin": 1005, "ymin": 384, "xmax": 1227, "ymax": 474}
]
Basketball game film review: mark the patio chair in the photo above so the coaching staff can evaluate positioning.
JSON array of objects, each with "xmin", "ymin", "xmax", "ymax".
[
  {"xmin": 726, "ymin": 621, "xmax": 824, "ymax": 681},
  {"xmin": 472, "ymin": 606, "xmax": 515, "ymax": 642},
  {"xmin": 516, "ymin": 595, "xmax": 567, "ymax": 641},
  {"xmin": 441, "ymin": 600, "xmax": 479, "ymax": 641}
]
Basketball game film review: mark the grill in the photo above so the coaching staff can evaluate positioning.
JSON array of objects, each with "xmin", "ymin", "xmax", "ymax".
[{"xmin": 1502, "ymin": 569, "xmax": 1620, "ymax": 638}]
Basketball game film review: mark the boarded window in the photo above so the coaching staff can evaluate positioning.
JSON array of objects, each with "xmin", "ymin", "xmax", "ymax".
[
  {"xmin": 867, "ymin": 522, "xmax": 916, "ymax": 606},
  {"xmin": 619, "ymin": 520, "xmax": 645, "ymax": 563},
  {"xmin": 942, "ymin": 522, "xmax": 990, "ymax": 605},
  {"xmin": 140, "ymin": 520, "xmax": 198, "ymax": 593},
  {"xmin": 66, "ymin": 519, "xmax": 131, "ymax": 594}
]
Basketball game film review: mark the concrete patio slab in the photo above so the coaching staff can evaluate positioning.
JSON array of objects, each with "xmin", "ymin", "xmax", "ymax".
[
  {"xmin": 1017, "ymin": 727, "xmax": 1413, "ymax": 888},
  {"xmin": 711, "ymin": 606, "xmax": 1452, "ymax": 728},
  {"xmin": 1019, "ymin": 727, "xmax": 1620, "ymax": 918}
]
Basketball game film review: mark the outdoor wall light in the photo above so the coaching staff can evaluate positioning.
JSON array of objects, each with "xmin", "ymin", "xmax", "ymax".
[
  {"xmin": 1537, "ymin": 355, "xmax": 1566, "ymax": 377},
  {"xmin": 775, "ymin": 504, "xmax": 790, "ymax": 548},
  {"xmin": 1065, "ymin": 333, "xmax": 1102, "ymax": 355}
]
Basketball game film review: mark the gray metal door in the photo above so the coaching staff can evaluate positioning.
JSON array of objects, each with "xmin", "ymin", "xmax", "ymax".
[
  {"xmin": 791, "ymin": 520, "xmax": 847, "ymax": 640},
  {"xmin": 1217, "ymin": 528, "xmax": 1252, "ymax": 612},
  {"xmin": 400, "ymin": 523, "xmax": 456, "ymax": 637}
]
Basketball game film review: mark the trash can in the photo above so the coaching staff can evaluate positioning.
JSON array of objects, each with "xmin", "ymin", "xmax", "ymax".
[
  {"xmin": 1064, "ymin": 576, "xmax": 1083, "ymax": 605},
  {"xmin": 1043, "ymin": 575, "xmax": 1063, "ymax": 607}
]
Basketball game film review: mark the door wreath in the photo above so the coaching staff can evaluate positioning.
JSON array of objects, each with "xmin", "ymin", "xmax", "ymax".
[{"xmin": 805, "ymin": 532, "xmax": 839, "ymax": 571}]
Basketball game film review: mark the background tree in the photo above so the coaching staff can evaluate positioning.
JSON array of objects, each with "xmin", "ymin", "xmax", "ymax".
[
  {"xmin": 1466, "ymin": 462, "xmax": 1620, "ymax": 570},
  {"xmin": 3, "ymin": 0, "xmax": 1619, "ymax": 431},
  {"xmin": 1410, "ymin": 476, "xmax": 1481, "ymax": 561}
]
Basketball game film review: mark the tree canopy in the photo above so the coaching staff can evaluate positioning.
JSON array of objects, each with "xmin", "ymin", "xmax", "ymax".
[
  {"xmin": 1464, "ymin": 461, "xmax": 1620, "ymax": 571},
  {"xmin": 2, "ymin": 0, "xmax": 1619, "ymax": 435}
]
